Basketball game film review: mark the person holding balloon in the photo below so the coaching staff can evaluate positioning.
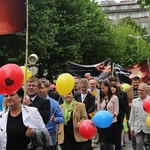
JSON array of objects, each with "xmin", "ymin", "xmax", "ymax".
[
  {"xmin": 39, "ymin": 78, "xmax": 64, "ymax": 150},
  {"xmin": 57, "ymin": 91, "xmax": 88, "ymax": 150},
  {"xmin": 74, "ymin": 78, "xmax": 95, "ymax": 150},
  {"xmin": 129, "ymin": 83, "xmax": 150, "ymax": 150},
  {"xmin": 97, "ymin": 80, "xmax": 119, "ymax": 150},
  {"xmin": 0, "ymin": 87, "xmax": 50, "ymax": 150}
]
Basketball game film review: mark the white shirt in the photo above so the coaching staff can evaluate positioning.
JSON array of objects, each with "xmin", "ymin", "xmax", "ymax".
[
  {"xmin": 81, "ymin": 93, "xmax": 87, "ymax": 102},
  {"xmin": 26, "ymin": 95, "xmax": 37, "ymax": 102},
  {"xmin": 129, "ymin": 95, "xmax": 150, "ymax": 133}
]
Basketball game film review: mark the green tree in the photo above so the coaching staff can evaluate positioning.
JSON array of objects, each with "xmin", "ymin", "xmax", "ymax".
[
  {"xmin": 112, "ymin": 20, "xmax": 150, "ymax": 67},
  {"xmin": 0, "ymin": 0, "xmax": 116, "ymax": 80},
  {"xmin": 0, "ymin": 0, "xmax": 125, "ymax": 80},
  {"xmin": 138, "ymin": 0, "xmax": 150, "ymax": 7}
]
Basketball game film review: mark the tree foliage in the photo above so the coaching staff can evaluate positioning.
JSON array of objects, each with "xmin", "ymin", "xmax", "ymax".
[
  {"xmin": 112, "ymin": 18, "xmax": 150, "ymax": 67},
  {"xmin": 0, "ymin": 0, "xmax": 149, "ymax": 80},
  {"xmin": 138, "ymin": 0, "xmax": 150, "ymax": 7},
  {"xmin": 0, "ymin": 0, "xmax": 116, "ymax": 80}
]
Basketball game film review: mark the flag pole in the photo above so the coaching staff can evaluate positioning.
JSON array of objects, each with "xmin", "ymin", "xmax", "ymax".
[
  {"xmin": 24, "ymin": 0, "xmax": 29, "ymax": 96},
  {"xmin": 148, "ymin": 59, "xmax": 150, "ymax": 74},
  {"xmin": 111, "ymin": 62, "xmax": 114, "ymax": 77}
]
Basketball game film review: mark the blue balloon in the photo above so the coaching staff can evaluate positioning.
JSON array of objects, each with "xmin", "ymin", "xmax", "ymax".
[
  {"xmin": 92, "ymin": 110, "xmax": 113, "ymax": 128},
  {"xmin": 0, "ymin": 94, "xmax": 4, "ymax": 110}
]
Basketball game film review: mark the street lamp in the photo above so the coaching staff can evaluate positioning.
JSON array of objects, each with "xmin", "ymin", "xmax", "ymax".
[
  {"xmin": 128, "ymin": 34, "xmax": 149, "ymax": 61},
  {"xmin": 28, "ymin": 54, "xmax": 39, "ymax": 76}
]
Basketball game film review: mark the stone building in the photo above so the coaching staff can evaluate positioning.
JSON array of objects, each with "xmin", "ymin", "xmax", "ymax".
[{"xmin": 97, "ymin": 0, "xmax": 150, "ymax": 33}]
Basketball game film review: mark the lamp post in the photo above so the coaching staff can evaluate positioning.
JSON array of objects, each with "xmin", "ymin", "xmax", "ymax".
[
  {"xmin": 128, "ymin": 34, "xmax": 149, "ymax": 61},
  {"xmin": 28, "ymin": 54, "xmax": 39, "ymax": 76}
]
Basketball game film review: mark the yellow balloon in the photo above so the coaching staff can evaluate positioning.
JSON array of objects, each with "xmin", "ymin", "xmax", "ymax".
[
  {"xmin": 56, "ymin": 73, "xmax": 74, "ymax": 96},
  {"xmin": 20, "ymin": 66, "xmax": 32, "ymax": 84},
  {"xmin": 146, "ymin": 114, "xmax": 150, "ymax": 127},
  {"xmin": 121, "ymin": 83, "xmax": 130, "ymax": 91}
]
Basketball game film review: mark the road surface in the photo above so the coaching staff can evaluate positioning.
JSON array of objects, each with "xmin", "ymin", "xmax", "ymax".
[{"xmin": 57, "ymin": 133, "xmax": 132, "ymax": 150}]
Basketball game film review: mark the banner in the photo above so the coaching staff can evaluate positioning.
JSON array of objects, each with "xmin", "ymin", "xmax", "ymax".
[
  {"xmin": 128, "ymin": 60, "xmax": 150, "ymax": 83},
  {"xmin": 67, "ymin": 59, "xmax": 111, "ymax": 80},
  {"xmin": 113, "ymin": 63, "xmax": 132, "ymax": 84},
  {"xmin": 67, "ymin": 59, "xmax": 150, "ymax": 84},
  {"xmin": 0, "ymin": 0, "xmax": 25, "ymax": 35}
]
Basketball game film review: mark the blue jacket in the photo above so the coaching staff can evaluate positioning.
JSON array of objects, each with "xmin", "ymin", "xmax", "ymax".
[{"xmin": 46, "ymin": 96, "xmax": 64, "ymax": 132}]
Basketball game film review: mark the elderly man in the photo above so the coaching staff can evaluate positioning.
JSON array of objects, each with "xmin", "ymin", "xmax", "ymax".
[{"xmin": 129, "ymin": 83, "xmax": 150, "ymax": 150}]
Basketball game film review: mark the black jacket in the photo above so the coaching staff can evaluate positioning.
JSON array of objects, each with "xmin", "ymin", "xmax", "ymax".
[
  {"xmin": 30, "ymin": 95, "xmax": 50, "ymax": 124},
  {"xmin": 74, "ymin": 91, "xmax": 95, "ymax": 119},
  {"xmin": 119, "ymin": 90, "xmax": 130, "ymax": 120}
]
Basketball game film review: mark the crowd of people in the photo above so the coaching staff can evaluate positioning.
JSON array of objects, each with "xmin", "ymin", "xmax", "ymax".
[{"xmin": 0, "ymin": 75, "xmax": 150, "ymax": 150}]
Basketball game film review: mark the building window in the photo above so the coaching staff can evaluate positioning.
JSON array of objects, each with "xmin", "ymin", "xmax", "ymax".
[
  {"xmin": 132, "ymin": 4, "xmax": 140, "ymax": 9},
  {"xmin": 120, "ymin": 5, "xmax": 128, "ymax": 9},
  {"xmin": 141, "ymin": 11, "xmax": 149, "ymax": 17},
  {"xmin": 131, "ymin": 13, "xmax": 138, "ymax": 18},
  {"xmin": 110, "ymin": 6, "xmax": 117, "ymax": 10},
  {"xmin": 109, "ymin": 15, "xmax": 117, "ymax": 20},
  {"xmin": 139, "ymin": 22, "xmax": 149, "ymax": 28}
]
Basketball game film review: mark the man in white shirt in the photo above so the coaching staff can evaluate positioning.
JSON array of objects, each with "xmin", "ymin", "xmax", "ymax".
[{"xmin": 129, "ymin": 83, "xmax": 150, "ymax": 150}]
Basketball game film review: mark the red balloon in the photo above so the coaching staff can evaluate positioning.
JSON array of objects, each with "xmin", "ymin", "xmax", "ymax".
[
  {"xmin": 79, "ymin": 119, "xmax": 96, "ymax": 139},
  {"xmin": 143, "ymin": 99, "xmax": 150, "ymax": 113},
  {"xmin": 0, "ymin": 64, "xmax": 24, "ymax": 94}
]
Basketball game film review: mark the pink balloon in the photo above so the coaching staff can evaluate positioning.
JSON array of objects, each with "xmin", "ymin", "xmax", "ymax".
[{"xmin": 0, "ymin": 64, "xmax": 24, "ymax": 94}]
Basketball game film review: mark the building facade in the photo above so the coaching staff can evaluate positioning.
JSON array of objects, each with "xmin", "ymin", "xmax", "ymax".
[{"xmin": 99, "ymin": 0, "xmax": 150, "ymax": 33}]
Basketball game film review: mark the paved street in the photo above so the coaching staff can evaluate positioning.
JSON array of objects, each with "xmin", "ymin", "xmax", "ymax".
[
  {"xmin": 93, "ymin": 138, "xmax": 132, "ymax": 150},
  {"xmin": 93, "ymin": 133, "xmax": 132, "ymax": 150},
  {"xmin": 58, "ymin": 133, "xmax": 132, "ymax": 150}
]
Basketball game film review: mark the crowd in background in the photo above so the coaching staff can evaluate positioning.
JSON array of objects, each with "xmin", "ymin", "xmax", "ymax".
[{"xmin": 0, "ymin": 75, "xmax": 150, "ymax": 150}]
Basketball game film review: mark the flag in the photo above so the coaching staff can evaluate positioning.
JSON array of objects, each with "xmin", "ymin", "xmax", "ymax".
[
  {"xmin": 113, "ymin": 63, "xmax": 132, "ymax": 84},
  {"xmin": 0, "ymin": 0, "xmax": 26, "ymax": 35},
  {"xmin": 67, "ymin": 59, "xmax": 111, "ymax": 80},
  {"xmin": 128, "ymin": 60, "xmax": 150, "ymax": 83}
]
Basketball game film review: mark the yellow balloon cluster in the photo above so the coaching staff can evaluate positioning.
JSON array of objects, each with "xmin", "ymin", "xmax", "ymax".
[
  {"xmin": 56, "ymin": 73, "xmax": 74, "ymax": 96},
  {"xmin": 20, "ymin": 66, "xmax": 32, "ymax": 84},
  {"xmin": 146, "ymin": 115, "xmax": 150, "ymax": 127}
]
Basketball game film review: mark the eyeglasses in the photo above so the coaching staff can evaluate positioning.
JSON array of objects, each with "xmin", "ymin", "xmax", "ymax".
[{"xmin": 27, "ymin": 84, "xmax": 39, "ymax": 88}]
